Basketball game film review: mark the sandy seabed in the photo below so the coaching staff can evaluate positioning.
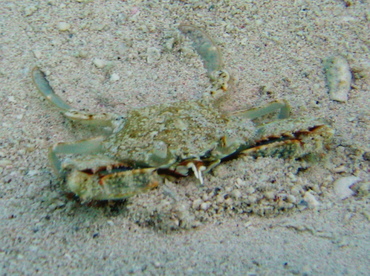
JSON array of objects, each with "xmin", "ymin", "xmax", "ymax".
[{"xmin": 1, "ymin": 1, "xmax": 369, "ymax": 275}]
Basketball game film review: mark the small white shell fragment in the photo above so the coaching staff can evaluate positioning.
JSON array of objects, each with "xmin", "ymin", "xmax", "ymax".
[
  {"xmin": 33, "ymin": 50, "xmax": 42, "ymax": 59},
  {"xmin": 333, "ymin": 165, "xmax": 347, "ymax": 173},
  {"xmin": 8, "ymin": 96, "xmax": 16, "ymax": 103},
  {"xmin": 231, "ymin": 189, "xmax": 241, "ymax": 199},
  {"xmin": 324, "ymin": 55, "xmax": 352, "ymax": 102},
  {"xmin": 235, "ymin": 178, "xmax": 243, "ymax": 185},
  {"xmin": 93, "ymin": 58, "xmax": 107, "ymax": 68},
  {"xmin": 247, "ymin": 195, "xmax": 257, "ymax": 204},
  {"xmin": 57, "ymin": 22, "xmax": 71, "ymax": 31},
  {"xmin": 164, "ymin": 37, "xmax": 175, "ymax": 50},
  {"xmin": 77, "ymin": 50, "xmax": 88, "ymax": 58},
  {"xmin": 244, "ymin": 221, "xmax": 252, "ymax": 228},
  {"xmin": 153, "ymin": 261, "xmax": 162, "ymax": 268},
  {"xmin": 192, "ymin": 199, "xmax": 202, "ymax": 210},
  {"xmin": 147, "ymin": 47, "xmax": 161, "ymax": 64},
  {"xmin": 303, "ymin": 191, "xmax": 320, "ymax": 208},
  {"xmin": 110, "ymin": 73, "xmax": 120, "ymax": 82},
  {"xmin": 27, "ymin": 170, "xmax": 40, "ymax": 176},
  {"xmin": 201, "ymin": 193, "xmax": 209, "ymax": 201},
  {"xmin": 333, "ymin": 176, "xmax": 360, "ymax": 200},
  {"xmin": 286, "ymin": 195, "xmax": 297, "ymax": 203},
  {"xmin": 200, "ymin": 202, "xmax": 211, "ymax": 211}
]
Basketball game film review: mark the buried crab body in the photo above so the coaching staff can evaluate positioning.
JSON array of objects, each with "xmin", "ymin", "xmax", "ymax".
[{"xmin": 33, "ymin": 26, "xmax": 334, "ymax": 202}]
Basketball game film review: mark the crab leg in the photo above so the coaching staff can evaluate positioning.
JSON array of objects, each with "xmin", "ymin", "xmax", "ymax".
[
  {"xmin": 179, "ymin": 25, "xmax": 230, "ymax": 96},
  {"xmin": 49, "ymin": 136, "xmax": 105, "ymax": 175},
  {"xmin": 32, "ymin": 67, "xmax": 119, "ymax": 127},
  {"xmin": 229, "ymin": 100, "xmax": 291, "ymax": 120},
  {"xmin": 179, "ymin": 24, "xmax": 224, "ymax": 73},
  {"xmin": 240, "ymin": 123, "xmax": 334, "ymax": 159}
]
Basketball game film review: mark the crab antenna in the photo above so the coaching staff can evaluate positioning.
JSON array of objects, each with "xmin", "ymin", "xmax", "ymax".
[{"xmin": 229, "ymin": 100, "xmax": 291, "ymax": 120}]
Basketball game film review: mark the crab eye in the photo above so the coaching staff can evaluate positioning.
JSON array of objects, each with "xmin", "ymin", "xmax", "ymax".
[{"xmin": 115, "ymin": 116, "xmax": 125, "ymax": 121}]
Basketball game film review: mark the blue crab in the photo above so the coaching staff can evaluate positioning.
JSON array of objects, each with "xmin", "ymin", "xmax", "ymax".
[{"xmin": 32, "ymin": 25, "xmax": 334, "ymax": 202}]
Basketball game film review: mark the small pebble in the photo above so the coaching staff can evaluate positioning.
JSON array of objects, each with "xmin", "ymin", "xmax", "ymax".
[
  {"xmin": 286, "ymin": 195, "xmax": 297, "ymax": 203},
  {"xmin": 352, "ymin": 59, "xmax": 370, "ymax": 83},
  {"xmin": 231, "ymin": 189, "xmax": 241, "ymax": 199},
  {"xmin": 216, "ymin": 195, "xmax": 224, "ymax": 204},
  {"xmin": 247, "ymin": 195, "xmax": 257, "ymax": 204},
  {"xmin": 164, "ymin": 38, "xmax": 175, "ymax": 50},
  {"xmin": 333, "ymin": 165, "xmax": 347, "ymax": 173},
  {"xmin": 29, "ymin": 245, "xmax": 39, "ymax": 252},
  {"xmin": 363, "ymin": 151, "xmax": 370, "ymax": 161},
  {"xmin": 303, "ymin": 191, "xmax": 320, "ymax": 208},
  {"xmin": 324, "ymin": 55, "xmax": 352, "ymax": 102},
  {"xmin": 192, "ymin": 199, "xmax": 202, "ymax": 210},
  {"xmin": 287, "ymin": 172, "xmax": 297, "ymax": 182},
  {"xmin": 333, "ymin": 176, "xmax": 360, "ymax": 200},
  {"xmin": 357, "ymin": 182, "xmax": 369, "ymax": 196},
  {"xmin": 93, "ymin": 58, "xmax": 107, "ymax": 68},
  {"xmin": 202, "ymin": 193, "xmax": 209, "ymax": 201},
  {"xmin": 57, "ymin": 22, "xmax": 71, "ymax": 32},
  {"xmin": 77, "ymin": 50, "xmax": 88, "ymax": 58},
  {"xmin": 147, "ymin": 47, "xmax": 161, "ymax": 64},
  {"xmin": 200, "ymin": 202, "xmax": 211, "ymax": 211},
  {"xmin": 27, "ymin": 170, "xmax": 39, "ymax": 176},
  {"xmin": 264, "ymin": 191, "xmax": 275, "ymax": 200},
  {"xmin": 33, "ymin": 50, "xmax": 42, "ymax": 59},
  {"xmin": 24, "ymin": 5, "xmax": 38, "ymax": 16},
  {"xmin": 224, "ymin": 198, "xmax": 233, "ymax": 206},
  {"xmin": 290, "ymin": 185, "xmax": 301, "ymax": 196},
  {"xmin": 153, "ymin": 261, "xmax": 161, "ymax": 268}
]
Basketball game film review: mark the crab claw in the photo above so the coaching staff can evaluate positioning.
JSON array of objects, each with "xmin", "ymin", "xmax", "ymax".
[
  {"xmin": 166, "ymin": 160, "xmax": 208, "ymax": 185},
  {"xmin": 65, "ymin": 166, "xmax": 161, "ymax": 202},
  {"xmin": 187, "ymin": 162, "xmax": 206, "ymax": 185}
]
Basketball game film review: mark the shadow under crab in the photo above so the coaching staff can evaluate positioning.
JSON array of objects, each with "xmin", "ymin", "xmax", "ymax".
[{"xmin": 32, "ymin": 25, "xmax": 334, "ymax": 204}]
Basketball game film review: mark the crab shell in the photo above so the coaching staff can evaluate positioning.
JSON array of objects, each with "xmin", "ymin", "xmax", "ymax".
[
  {"xmin": 32, "ymin": 25, "xmax": 334, "ymax": 202},
  {"xmin": 60, "ymin": 109, "xmax": 333, "ymax": 202}
]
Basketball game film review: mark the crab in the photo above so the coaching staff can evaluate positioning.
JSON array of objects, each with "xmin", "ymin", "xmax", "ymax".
[{"xmin": 32, "ymin": 25, "xmax": 334, "ymax": 202}]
